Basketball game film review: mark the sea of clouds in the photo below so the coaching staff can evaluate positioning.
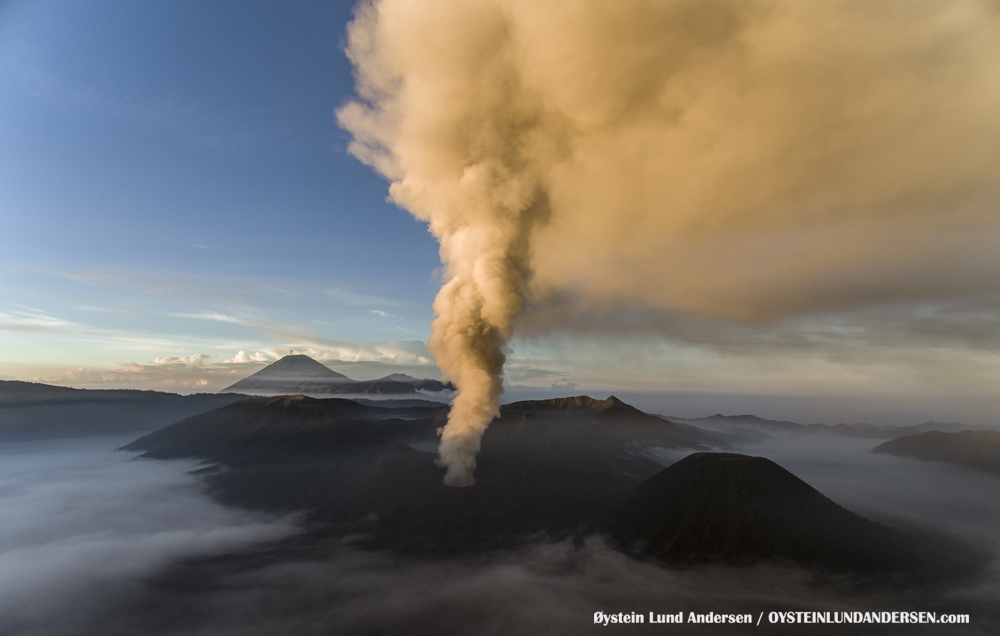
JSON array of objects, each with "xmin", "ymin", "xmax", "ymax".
[
  {"xmin": 2, "ymin": 431, "xmax": 999, "ymax": 635},
  {"xmin": 0, "ymin": 436, "xmax": 300, "ymax": 636}
]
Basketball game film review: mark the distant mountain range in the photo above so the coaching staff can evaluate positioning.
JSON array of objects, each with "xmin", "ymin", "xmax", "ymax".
[
  {"xmin": 221, "ymin": 354, "xmax": 454, "ymax": 396},
  {"xmin": 664, "ymin": 412, "xmax": 996, "ymax": 441},
  {"xmin": 0, "ymin": 380, "xmax": 246, "ymax": 441}
]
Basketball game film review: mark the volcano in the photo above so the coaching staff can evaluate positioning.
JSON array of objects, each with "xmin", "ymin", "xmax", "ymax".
[
  {"xmin": 610, "ymin": 452, "xmax": 971, "ymax": 574},
  {"xmin": 122, "ymin": 394, "xmax": 717, "ymax": 551},
  {"xmin": 222, "ymin": 355, "xmax": 350, "ymax": 394}
]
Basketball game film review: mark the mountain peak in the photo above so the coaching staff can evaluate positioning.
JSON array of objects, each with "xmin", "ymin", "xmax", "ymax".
[
  {"xmin": 501, "ymin": 395, "xmax": 647, "ymax": 418},
  {"xmin": 612, "ymin": 452, "xmax": 924, "ymax": 571},
  {"xmin": 221, "ymin": 355, "xmax": 351, "ymax": 394},
  {"xmin": 251, "ymin": 355, "xmax": 349, "ymax": 380},
  {"xmin": 380, "ymin": 373, "xmax": 418, "ymax": 382}
]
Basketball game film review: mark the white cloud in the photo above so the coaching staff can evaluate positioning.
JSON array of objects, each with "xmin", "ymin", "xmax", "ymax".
[
  {"xmin": 324, "ymin": 288, "xmax": 407, "ymax": 308},
  {"xmin": 0, "ymin": 309, "xmax": 87, "ymax": 333},
  {"xmin": 550, "ymin": 379, "xmax": 579, "ymax": 392},
  {"xmin": 147, "ymin": 354, "xmax": 213, "ymax": 367},
  {"xmin": 30, "ymin": 355, "xmax": 230, "ymax": 392},
  {"xmin": 270, "ymin": 334, "xmax": 434, "ymax": 366},
  {"xmin": 58, "ymin": 270, "xmax": 413, "ymax": 313},
  {"xmin": 18, "ymin": 339, "xmax": 441, "ymax": 392},
  {"xmin": 224, "ymin": 351, "xmax": 275, "ymax": 364},
  {"xmin": 169, "ymin": 312, "xmax": 265, "ymax": 327},
  {"xmin": 369, "ymin": 309, "xmax": 404, "ymax": 320}
]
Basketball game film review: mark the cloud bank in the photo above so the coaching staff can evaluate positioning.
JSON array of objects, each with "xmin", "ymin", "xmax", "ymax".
[
  {"xmin": 46, "ymin": 434, "xmax": 1000, "ymax": 636},
  {"xmin": 4, "ymin": 432, "xmax": 998, "ymax": 635},
  {"xmin": 0, "ymin": 437, "xmax": 300, "ymax": 636}
]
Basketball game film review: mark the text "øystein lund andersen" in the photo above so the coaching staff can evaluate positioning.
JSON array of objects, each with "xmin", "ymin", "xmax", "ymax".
[{"xmin": 594, "ymin": 612, "xmax": 752, "ymax": 625}]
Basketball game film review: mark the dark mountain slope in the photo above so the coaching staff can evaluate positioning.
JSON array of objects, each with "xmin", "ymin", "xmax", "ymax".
[
  {"xmin": 873, "ymin": 430, "xmax": 1000, "ymax": 474},
  {"xmin": 502, "ymin": 395, "xmax": 647, "ymax": 417},
  {"xmin": 493, "ymin": 395, "xmax": 717, "ymax": 450},
  {"xmin": 125, "ymin": 395, "xmax": 446, "ymax": 462},
  {"xmin": 328, "ymin": 376, "xmax": 453, "ymax": 395}
]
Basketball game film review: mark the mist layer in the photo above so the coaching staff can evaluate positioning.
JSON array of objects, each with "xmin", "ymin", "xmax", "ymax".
[{"xmin": 0, "ymin": 437, "xmax": 299, "ymax": 635}]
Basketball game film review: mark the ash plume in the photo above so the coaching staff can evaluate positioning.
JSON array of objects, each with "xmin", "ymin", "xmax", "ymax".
[{"xmin": 338, "ymin": 0, "xmax": 1000, "ymax": 485}]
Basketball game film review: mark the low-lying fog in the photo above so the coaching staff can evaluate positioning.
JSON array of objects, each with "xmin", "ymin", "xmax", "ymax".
[
  {"xmin": 3, "ymin": 432, "xmax": 998, "ymax": 635},
  {"xmin": 643, "ymin": 434, "xmax": 1000, "ymax": 548},
  {"xmin": 745, "ymin": 435, "xmax": 1000, "ymax": 548},
  {"xmin": 0, "ymin": 436, "xmax": 300, "ymax": 636}
]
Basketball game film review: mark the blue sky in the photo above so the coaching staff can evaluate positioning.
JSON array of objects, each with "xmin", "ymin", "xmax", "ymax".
[
  {"xmin": 0, "ymin": 0, "xmax": 445, "ymax": 385},
  {"xmin": 2, "ymin": 0, "xmax": 999, "ymax": 427}
]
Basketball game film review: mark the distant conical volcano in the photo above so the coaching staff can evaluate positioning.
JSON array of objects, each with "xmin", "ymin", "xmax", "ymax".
[
  {"xmin": 221, "ymin": 354, "xmax": 453, "ymax": 396},
  {"xmin": 222, "ymin": 355, "xmax": 350, "ymax": 394}
]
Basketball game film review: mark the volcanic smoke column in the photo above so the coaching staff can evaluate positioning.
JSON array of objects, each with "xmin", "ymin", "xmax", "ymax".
[
  {"xmin": 414, "ymin": 175, "xmax": 552, "ymax": 486},
  {"xmin": 337, "ymin": 0, "xmax": 560, "ymax": 486},
  {"xmin": 379, "ymin": 170, "xmax": 549, "ymax": 488},
  {"xmin": 423, "ymin": 218, "xmax": 531, "ymax": 487}
]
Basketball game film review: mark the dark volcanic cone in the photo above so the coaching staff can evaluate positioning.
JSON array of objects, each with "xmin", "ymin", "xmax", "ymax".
[
  {"xmin": 610, "ymin": 452, "xmax": 980, "ymax": 576},
  {"xmin": 492, "ymin": 395, "xmax": 718, "ymax": 450}
]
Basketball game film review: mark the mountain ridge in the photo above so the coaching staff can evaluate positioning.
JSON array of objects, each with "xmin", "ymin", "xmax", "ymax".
[
  {"xmin": 872, "ymin": 430, "xmax": 1000, "ymax": 474},
  {"xmin": 0, "ymin": 380, "xmax": 247, "ymax": 441}
]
